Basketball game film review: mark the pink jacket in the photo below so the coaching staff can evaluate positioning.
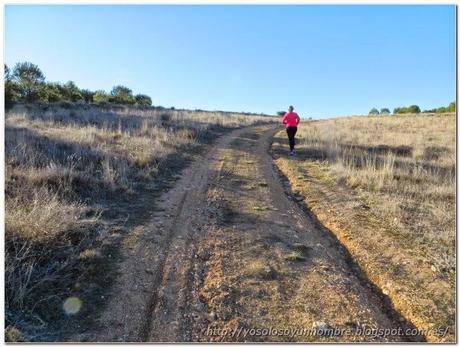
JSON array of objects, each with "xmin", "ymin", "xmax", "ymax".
[{"xmin": 282, "ymin": 112, "xmax": 300, "ymax": 128}]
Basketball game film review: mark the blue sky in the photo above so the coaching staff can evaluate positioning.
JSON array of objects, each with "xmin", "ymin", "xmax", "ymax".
[{"xmin": 4, "ymin": 5, "xmax": 456, "ymax": 118}]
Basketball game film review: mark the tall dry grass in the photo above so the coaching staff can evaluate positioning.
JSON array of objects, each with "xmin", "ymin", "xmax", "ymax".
[
  {"xmin": 273, "ymin": 113, "xmax": 455, "ymax": 340},
  {"xmin": 295, "ymin": 114, "xmax": 455, "ymax": 272},
  {"xmin": 5, "ymin": 103, "xmax": 275, "ymax": 340}
]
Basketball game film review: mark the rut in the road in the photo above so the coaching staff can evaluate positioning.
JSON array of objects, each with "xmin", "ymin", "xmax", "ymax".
[
  {"xmin": 79, "ymin": 125, "xmax": 422, "ymax": 342},
  {"xmin": 180, "ymin": 126, "xmax": 421, "ymax": 342}
]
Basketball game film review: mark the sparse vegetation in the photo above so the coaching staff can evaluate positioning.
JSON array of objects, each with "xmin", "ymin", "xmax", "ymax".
[
  {"xmin": 245, "ymin": 260, "xmax": 277, "ymax": 280},
  {"xmin": 284, "ymin": 251, "xmax": 307, "ymax": 262},
  {"xmin": 273, "ymin": 112, "xmax": 455, "ymax": 341},
  {"xmin": 292, "ymin": 115, "xmax": 455, "ymax": 255},
  {"xmin": 5, "ymin": 102, "xmax": 275, "ymax": 340}
]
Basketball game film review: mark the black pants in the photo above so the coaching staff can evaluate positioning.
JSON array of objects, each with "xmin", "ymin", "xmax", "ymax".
[{"xmin": 286, "ymin": 126, "xmax": 297, "ymax": 151}]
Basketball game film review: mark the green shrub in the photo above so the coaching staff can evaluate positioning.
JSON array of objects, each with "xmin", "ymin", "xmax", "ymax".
[
  {"xmin": 12, "ymin": 62, "xmax": 45, "ymax": 103},
  {"xmin": 424, "ymin": 102, "xmax": 455, "ymax": 113},
  {"xmin": 5, "ymin": 81, "xmax": 19, "ymax": 109},
  {"xmin": 369, "ymin": 107, "xmax": 379, "ymax": 115},
  {"xmin": 394, "ymin": 105, "xmax": 421, "ymax": 114},
  {"xmin": 446, "ymin": 102, "xmax": 455, "ymax": 112},
  {"xmin": 93, "ymin": 90, "xmax": 110, "ymax": 104},
  {"xmin": 407, "ymin": 105, "xmax": 421, "ymax": 113},
  {"xmin": 80, "ymin": 89, "xmax": 94, "ymax": 103},
  {"xmin": 134, "ymin": 94, "xmax": 152, "ymax": 106},
  {"xmin": 61, "ymin": 81, "xmax": 83, "ymax": 102},
  {"xmin": 110, "ymin": 85, "xmax": 135, "ymax": 105},
  {"xmin": 42, "ymin": 83, "xmax": 62, "ymax": 103}
]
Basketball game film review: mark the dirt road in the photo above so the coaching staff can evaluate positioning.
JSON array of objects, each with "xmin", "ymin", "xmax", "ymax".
[{"xmin": 76, "ymin": 125, "xmax": 423, "ymax": 342}]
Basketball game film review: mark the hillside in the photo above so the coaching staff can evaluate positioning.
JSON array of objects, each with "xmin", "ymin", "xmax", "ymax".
[
  {"xmin": 5, "ymin": 103, "xmax": 276, "ymax": 341},
  {"xmin": 273, "ymin": 113, "xmax": 455, "ymax": 342},
  {"xmin": 5, "ymin": 106, "xmax": 455, "ymax": 342}
]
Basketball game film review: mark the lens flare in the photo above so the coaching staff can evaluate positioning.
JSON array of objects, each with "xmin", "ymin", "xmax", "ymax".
[{"xmin": 63, "ymin": 296, "xmax": 82, "ymax": 315}]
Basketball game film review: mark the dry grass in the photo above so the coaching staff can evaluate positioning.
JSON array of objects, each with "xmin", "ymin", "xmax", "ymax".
[
  {"xmin": 5, "ymin": 103, "xmax": 275, "ymax": 340},
  {"xmin": 272, "ymin": 113, "xmax": 455, "ymax": 341},
  {"xmin": 295, "ymin": 114, "xmax": 455, "ymax": 270}
]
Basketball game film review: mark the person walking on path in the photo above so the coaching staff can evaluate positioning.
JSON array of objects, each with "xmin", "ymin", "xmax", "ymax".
[{"xmin": 282, "ymin": 105, "xmax": 300, "ymax": 156}]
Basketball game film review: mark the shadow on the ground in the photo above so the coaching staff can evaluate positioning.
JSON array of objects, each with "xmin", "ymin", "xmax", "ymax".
[
  {"xmin": 269, "ymin": 138, "xmax": 426, "ymax": 342},
  {"xmin": 5, "ymin": 121, "xmax": 244, "ymax": 341}
]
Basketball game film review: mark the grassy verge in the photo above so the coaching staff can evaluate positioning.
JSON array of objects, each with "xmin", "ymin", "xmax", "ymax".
[
  {"xmin": 5, "ymin": 103, "xmax": 276, "ymax": 341},
  {"xmin": 272, "ymin": 113, "xmax": 455, "ymax": 342}
]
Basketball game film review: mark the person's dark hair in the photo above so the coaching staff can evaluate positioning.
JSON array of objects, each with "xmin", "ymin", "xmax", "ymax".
[{"xmin": 288, "ymin": 105, "xmax": 294, "ymax": 111}]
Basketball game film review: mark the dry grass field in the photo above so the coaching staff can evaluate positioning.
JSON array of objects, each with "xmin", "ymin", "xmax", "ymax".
[
  {"xmin": 5, "ymin": 106, "xmax": 456, "ymax": 342},
  {"xmin": 5, "ymin": 103, "xmax": 275, "ymax": 341},
  {"xmin": 272, "ymin": 113, "xmax": 455, "ymax": 341}
]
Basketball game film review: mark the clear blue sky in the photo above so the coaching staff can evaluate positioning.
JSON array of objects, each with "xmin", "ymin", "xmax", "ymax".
[{"xmin": 5, "ymin": 5, "xmax": 456, "ymax": 118}]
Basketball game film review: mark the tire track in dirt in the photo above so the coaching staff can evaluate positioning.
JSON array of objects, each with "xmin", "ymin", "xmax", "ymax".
[
  {"xmin": 73, "ymin": 126, "xmax": 253, "ymax": 342},
  {"xmin": 261, "ymin": 128, "xmax": 425, "ymax": 342},
  {"xmin": 76, "ymin": 124, "xmax": 423, "ymax": 342},
  {"xmin": 184, "ymin": 125, "xmax": 422, "ymax": 342}
]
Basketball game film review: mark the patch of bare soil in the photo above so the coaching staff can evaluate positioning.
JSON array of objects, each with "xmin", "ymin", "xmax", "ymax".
[
  {"xmin": 73, "ymin": 125, "xmax": 425, "ymax": 342},
  {"xmin": 272, "ymin": 131, "xmax": 454, "ymax": 342}
]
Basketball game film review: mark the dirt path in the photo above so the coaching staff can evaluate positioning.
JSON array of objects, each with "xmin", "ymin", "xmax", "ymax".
[{"xmin": 75, "ymin": 125, "xmax": 422, "ymax": 342}]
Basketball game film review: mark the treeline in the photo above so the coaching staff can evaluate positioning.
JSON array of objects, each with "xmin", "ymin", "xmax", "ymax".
[
  {"xmin": 392, "ymin": 105, "xmax": 421, "ymax": 114},
  {"xmin": 4, "ymin": 62, "xmax": 152, "ymax": 108},
  {"xmin": 369, "ymin": 102, "xmax": 455, "ymax": 115},
  {"xmin": 369, "ymin": 108, "xmax": 391, "ymax": 115},
  {"xmin": 422, "ymin": 101, "xmax": 456, "ymax": 114}
]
